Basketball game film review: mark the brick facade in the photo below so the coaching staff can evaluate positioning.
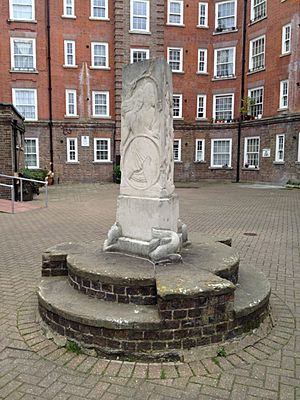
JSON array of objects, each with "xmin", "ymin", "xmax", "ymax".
[
  {"xmin": 0, "ymin": 0, "xmax": 299, "ymax": 184},
  {"xmin": 0, "ymin": 104, "xmax": 25, "ymax": 199}
]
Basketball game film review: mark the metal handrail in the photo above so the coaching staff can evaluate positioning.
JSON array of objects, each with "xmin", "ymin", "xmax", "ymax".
[
  {"xmin": 0, "ymin": 173, "xmax": 48, "ymax": 211},
  {"xmin": 0, "ymin": 183, "xmax": 14, "ymax": 213}
]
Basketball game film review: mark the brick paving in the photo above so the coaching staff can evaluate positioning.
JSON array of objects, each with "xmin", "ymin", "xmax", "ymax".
[{"xmin": 0, "ymin": 182, "xmax": 299, "ymax": 399}]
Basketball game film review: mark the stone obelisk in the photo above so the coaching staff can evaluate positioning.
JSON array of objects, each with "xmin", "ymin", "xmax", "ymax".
[{"xmin": 104, "ymin": 58, "xmax": 186, "ymax": 263}]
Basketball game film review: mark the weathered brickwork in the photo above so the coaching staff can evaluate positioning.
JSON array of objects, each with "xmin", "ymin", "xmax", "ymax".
[
  {"xmin": 0, "ymin": 104, "xmax": 25, "ymax": 199},
  {"xmin": 68, "ymin": 271, "xmax": 157, "ymax": 305},
  {"xmin": 38, "ymin": 291, "xmax": 269, "ymax": 359}
]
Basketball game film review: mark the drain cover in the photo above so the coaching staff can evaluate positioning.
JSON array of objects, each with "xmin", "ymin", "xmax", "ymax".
[{"xmin": 243, "ymin": 232, "xmax": 257, "ymax": 236}]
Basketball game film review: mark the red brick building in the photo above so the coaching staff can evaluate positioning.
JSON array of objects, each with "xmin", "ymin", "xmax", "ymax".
[{"xmin": 0, "ymin": 0, "xmax": 299, "ymax": 184}]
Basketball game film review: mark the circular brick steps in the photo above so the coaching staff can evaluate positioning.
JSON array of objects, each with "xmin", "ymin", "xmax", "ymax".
[{"xmin": 38, "ymin": 234, "xmax": 271, "ymax": 361}]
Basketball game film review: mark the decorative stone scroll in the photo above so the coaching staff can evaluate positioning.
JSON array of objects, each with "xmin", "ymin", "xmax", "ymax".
[{"xmin": 104, "ymin": 58, "xmax": 188, "ymax": 263}]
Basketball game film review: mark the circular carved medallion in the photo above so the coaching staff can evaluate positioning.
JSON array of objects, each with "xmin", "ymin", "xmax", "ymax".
[{"xmin": 123, "ymin": 135, "xmax": 160, "ymax": 190}]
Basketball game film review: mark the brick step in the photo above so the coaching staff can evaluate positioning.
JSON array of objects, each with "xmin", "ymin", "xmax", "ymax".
[
  {"xmin": 38, "ymin": 277, "xmax": 161, "ymax": 330},
  {"xmin": 234, "ymin": 263, "xmax": 271, "ymax": 318},
  {"xmin": 67, "ymin": 249, "xmax": 156, "ymax": 305}
]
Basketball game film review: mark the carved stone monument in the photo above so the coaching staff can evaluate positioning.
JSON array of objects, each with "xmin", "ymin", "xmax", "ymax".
[
  {"xmin": 104, "ymin": 59, "xmax": 186, "ymax": 263},
  {"xmin": 38, "ymin": 58, "xmax": 271, "ymax": 362}
]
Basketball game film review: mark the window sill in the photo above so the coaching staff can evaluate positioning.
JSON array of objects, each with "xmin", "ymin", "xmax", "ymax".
[
  {"xmin": 66, "ymin": 161, "xmax": 79, "ymax": 164},
  {"xmin": 174, "ymin": 117, "xmax": 184, "ymax": 121},
  {"xmin": 63, "ymin": 65, "xmax": 78, "ymax": 69},
  {"xmin": 7, "ymin": 18, "xmax": 37, "ymax": 23},
  {"xmin": 196, "ymin": 72, "xmax": 209, "ymax": 76},
  {"xmin": 62, "ymin": 15, "xmax": 77, "ymax": 19},
  {"xmin": 10, "ymin": 69, "xmax": 38, "ymax": 74},
  {"xmin": 242, "ymin": 167, "xmax": 260, "ymax": 171},
  {"xmin": 280, "ymin": 52, "xmax": 291, "ymax": 58},
  {"xmin": 273, "ymin": 161, "xmax": 285, "ymax": 165},
  {"xmin": 212, "ymin": 76, "xmax": 236, "ymax": 81},
  {"xmin": 166, "ymin": 23, "xmax": 185, "ymax": 27},
  {"xmin": 91, "ymin": 116, "xmax": 111, "ymax": 119},
  {"xmin": 247, "ymin": 67, "xmax": 265, "ymax": 75},
  {"xmin": 249, "ymin": 15, "xmax": 267, "ymax": 25},
  {"xmin": 172, "ymin": 70, "xmax": 184, "ymax": 74},
  {"xmin": 277, "ymin": 107, "xmax": 288, "ymax": 112},
  {"xmin": 93, "ymin": 161, "xmax": 112, "ymax": 164},
  {"xmin": 194, "ymin": 160, "xmax": 206, "ymax": 164},
  {"xmin": 129, "ymin": 30, "xmax": 151, "ymax": 35},
  {"xmin": 89, "ymin": 17, "xmax": 110, "ymax": 21},
  {"xmin": 209, "ymin": 167, "xmax": 233, "ymax": 170},
  {"xmin": 89, "ymin": 66, "xmax": 111, "ymax": 70},
  {"xmin": 196, "ymin": 25, "xmax": 209, "ymax": 29},
  {"xmin": 213, "ymin": 28, "xmax": 238, "ymax": 35},
  {"xmin": 64, "ymin": 115, "xmax": 79, "ymax": 119},
  {"xmin": 174, "ymin": 161, "xmax": 182, "ymax": 163},
  {"xmin": 27, "ymin": 166, "xmax": 39, "ymax": 170},
  {"xmin": 195, "ymin": 117, "xmax": 207, "ymax": 121}
]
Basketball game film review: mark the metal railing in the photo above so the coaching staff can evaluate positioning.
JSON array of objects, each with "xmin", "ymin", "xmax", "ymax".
[{"xmin": 0, "ymin": 174, "xmax": 48, "ymax": 214}]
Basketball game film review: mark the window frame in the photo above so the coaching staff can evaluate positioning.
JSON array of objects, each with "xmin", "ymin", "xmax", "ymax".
[
  {"xmin": 195, "ymin": 139, "xmax": 205, "ymax": 162},
  {"xmin": 167, "ymin": 47, "xmax": 183, "ymax": 73},
  {"xmin": 63, "ymin": 0, "xmax": 75, "ymax": 18},
  {"xmin": 281, "ymin": 23, "xmax": 291, "ymax": 55},
  {"xmin": 91, "ymin": 42, "xmax": 109, "ymax": 69},
  {"xmin": 173, "ymin": 94, "xmax": 183, "ymax": 119},
  {"xmin": 12, "ymin": 88, "xmax": 38, "ymax": 121},
  {"xmin": 94, "ymin": 138, "xmax": 111, "ymax": 162},
  {"xmin": 244, "ymin": 136, "xmax": 260, "ymax": 168},
  {"xmin": 196, "ymin": 94, "xmax": 207, "ymax": 119},
  {"xmin": 211, "ymin": 138, "xmax": 232, "ymax": 168},
  {"xmin": 215, "ymin": 0, "xmax": 237, "ymax": 32},
  {"xmin": 213, "ymin": 93, "xmax": 234, "ymax": 121},
  {"xmin": 173, "ymin": 139, "xmax": 182, "ymax": 162},
  {"xmin": 10, "ymin": 0, "xmax": 35, "ymax": 21},
  {"xmin": 275, "ymin": 134, "xmax": 285, "ymax": 163},
  {"xmin": 90, "ymin": 0, "xmax": 108, "ymax": 19},
  {"xmin": 24, "ymin": 137, "xmax": 39, "ymax": 169},
  {"xmin": 130, "ymin": 48, "xmax": 150, "ymax": 63},
  {"xmin": 249, "ymin": 35, "xmax": 265, "ymax": 72},
  {"xmin": 167, "ymin": 0, "xmax": 184, "ymax": 26},
  {"xmin": 130, "ymin": 0, "xmax": 150, "ymax": 33},
  {"xmin": 279, "ymin": 80, "xmax": 289, "ymax": 109},
  {"xmin": 214, "ymin": 47, "xmax": 236, "ymax": 79},
  {"xmin": 10, "ymin": 37, "xmax": 36, "ymax": 72},
  {"xmin": 92, "ymin": 91, "xmax": 110, "ymax": 118},
  {"xmin": 64, "ymin": 40, "xmax": 76, "ymax": 67},
  {"xmin": 65, "ymin": 89, "xmax": 78, "ymax": 117},
  {"xmin": 67, "ymin": 137, "xmax": 78, "ymax": 163},
  {"xmin": 197, "ymin": 48, "xmax": 207, "ymax": 73},
  {"xmin": 250, "ymin": 0, "xmax": 266, "ymax": 22},
  {"xmin": 198, "ymin": 2, "xmax": 208, "ymax": 28},
  {"xmin": 248, "ymin": 86, "xmax": 264, "ymax": 118}
]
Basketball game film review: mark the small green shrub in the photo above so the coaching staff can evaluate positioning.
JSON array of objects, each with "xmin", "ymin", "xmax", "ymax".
[
  {"xmin": 19, "ymin": 168, "xmax": 49, "ymax": 182},
  {"xmin": 113, "ymin": 165, "xmax": 121, "ymax": 183},
  {"xmin": 65, "ymin": 340, "xmax": 81, "ymax": 355},
  {"xmin": 18, "ymin": 168, "xmax": 49, "ymax": 196},
  {"xmin": 217, "ymin": 347, "xmax": 226, "ymax": 357},
  {"xmin": 160, "ymin": 369, "xmax": 166, "ymax": 379}
]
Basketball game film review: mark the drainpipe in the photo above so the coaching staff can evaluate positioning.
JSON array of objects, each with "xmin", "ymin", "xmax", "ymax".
[
  {"xmin": 236, "ymin": 0, "xmax": 247, "ymax": 182},
  {"xmin": 46, "ymin": 0, "xmax": 54, "ymax": 172}
]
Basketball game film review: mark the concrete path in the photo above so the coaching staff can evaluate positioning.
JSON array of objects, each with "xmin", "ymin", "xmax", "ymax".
[{"xmin": 0, "ymin": 182, "xmax": 299, "ymax": 400}]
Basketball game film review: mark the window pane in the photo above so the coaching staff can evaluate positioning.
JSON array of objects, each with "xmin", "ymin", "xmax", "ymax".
[{"xmin": 12, "ymin": 0, "xmax": 33, "ymax": 19}]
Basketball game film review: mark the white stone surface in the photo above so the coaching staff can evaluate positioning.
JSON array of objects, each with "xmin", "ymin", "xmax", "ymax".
[
  {"xmin": 104, "ymin": 58, "xmax": 186, "ymax": 262},
  {"xmin": 117, "ymin": 194, "xmax": 179, "ymax": 241}
]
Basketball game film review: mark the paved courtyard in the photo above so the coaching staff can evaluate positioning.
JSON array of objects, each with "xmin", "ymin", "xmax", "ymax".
[{"xmin": 0, "ymin": 182, "xmax": 299, "ymax": 400}]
